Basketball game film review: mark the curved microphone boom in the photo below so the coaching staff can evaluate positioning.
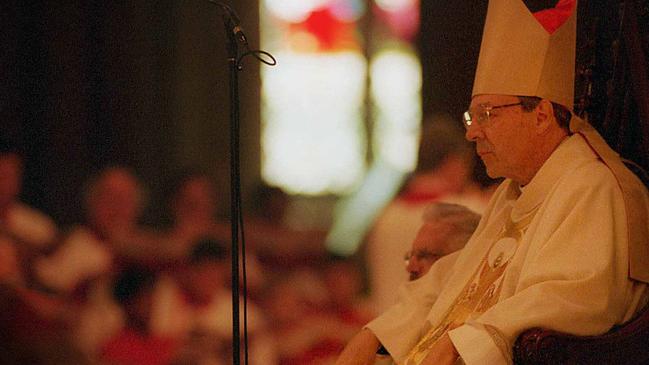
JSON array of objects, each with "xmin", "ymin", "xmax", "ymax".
[{"xmin": 207, "ymin": 0, "xmax": 248, "ymax": 46}]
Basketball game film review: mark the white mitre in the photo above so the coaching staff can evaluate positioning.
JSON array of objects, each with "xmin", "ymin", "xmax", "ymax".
[{"xmin": 472, "ymin": 0, "xmax": 576, "ymax": 108}]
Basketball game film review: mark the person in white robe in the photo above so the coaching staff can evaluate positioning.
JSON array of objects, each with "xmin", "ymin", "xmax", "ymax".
[{"xmin": 335, "ymin": 0, "xmax": 649, "ymax": 364}]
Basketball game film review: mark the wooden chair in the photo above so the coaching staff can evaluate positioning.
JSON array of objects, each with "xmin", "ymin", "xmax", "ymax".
[{"xmin": 513, "ymin": 303, "xmax": 649, "ymax": 364}]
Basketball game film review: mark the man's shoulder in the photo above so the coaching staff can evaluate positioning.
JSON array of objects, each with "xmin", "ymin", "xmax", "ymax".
[
  {"xmin": 565, "ymin": 157, "xmax": 618, "ymax": 187},
  {"xmin": 544, "ymin": 159, "xmax": 628, "ymax": 211},
  {"xmin": 554, "ymin": 134, "xmax": 645, "ymax": 194}
]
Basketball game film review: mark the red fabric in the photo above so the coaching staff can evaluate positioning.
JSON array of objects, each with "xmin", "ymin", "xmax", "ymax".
[
  {"xmin": 533, "ymin": 0, "xmax": 576, "ymax": 34},
  {"xmin": 100, "ymin": 329, "xmax": 179, "ymax": 365},
  {"xmin": 3, "ymin": 291, "xmax": 64, "ymax": 342},
  {"xmin": 335, "ymin": 306, "xmax": 373, "ymax": 327},
  {"xmin": 284, "ymin": 338, "xmax": 345, "ymax": 365},
  {"xmin": 396, "ymin": 190, "xmax": 443, "ymax": 205},
  {"xmin": 276, "ymin": 304, "xmax": 369, "ymax": 365}
]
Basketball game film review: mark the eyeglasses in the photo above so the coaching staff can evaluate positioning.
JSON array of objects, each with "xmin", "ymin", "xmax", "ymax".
[
  {"xmin": 404, "ymin": 250, "xmax": 442, "ymax": 265},
  {"xmin": 462, "ymin": 102, "xmax": 523, "ymax": 129}
]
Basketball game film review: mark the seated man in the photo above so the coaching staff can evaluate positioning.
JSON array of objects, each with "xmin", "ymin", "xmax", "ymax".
[
  {"xmin": 336, "ymin": 1, "xmax": 649, "ymax": 364},
  {"xmin": 150, "ymin": 238, "xmax": 273, "ymax": 365},
  {"xmin": 405, "ymin": 203, "xmax": 480, "ymax": 281},
  {"xmin": 34, "ymin": 166, "xmax": 155, "ymax": 357}
]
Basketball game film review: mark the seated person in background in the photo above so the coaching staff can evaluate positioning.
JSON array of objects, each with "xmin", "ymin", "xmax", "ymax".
[
  {"xmin": 35, "ymin": 166, "xmax": 177, "ymax": 293},
  {"xmin": 162, "ymin": 169, "xmax": 266, "ymax": 294},
  {"xmin": 78, "ymin": 166, "xmax": 165, "ymax": 266},
  {"xmin": 336, "ymin": 1, "xmax": 649, "ymax": 364},
  {"xmin": 33, "ymin": 166, "xmax": 158, "ymax": 357},
  {"xmin": 151, "ymin": 238, "xmax": 274, "ymax": 365},
  {"xmin": 405, "ymin": 203, "xmax": 480, "ymax": 281},
  {"xmin": 100, "ymin": 265, "xmax": 179, "ymax": 365},
  {"xmin": 311, "ymin": 256, "xmax": 376, "ymax": 363},
  {"xmin": 0, "ymin": 233, "xmax": 87, "ymax": 365},
  {"xmin": 322, "ymin": 256, "xmax": 375, "ymax": 327},
  {"xmin": 260, "ymin": 268, "xmax": 333, "ymax": 365},
  {"xmin": 0, "ymin": 138, "xmax": 58, "ymax": 258},
  {"xmin": 245, "ymin": 183, "xmax": 328, "ymax": 267},
  {"xmin": 162, "ymin": 169, "xmax": 230, "ymax": 259}
]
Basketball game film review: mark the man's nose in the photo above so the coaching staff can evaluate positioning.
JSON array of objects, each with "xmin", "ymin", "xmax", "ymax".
[{"xmin": 465, "ymin": 124, "xmax": 483, "ymax": 142}]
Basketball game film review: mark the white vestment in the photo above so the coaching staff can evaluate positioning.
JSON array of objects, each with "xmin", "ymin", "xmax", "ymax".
[{"xmin": 366, "ymin": 134, "xmax": 649, "ymax": 364}]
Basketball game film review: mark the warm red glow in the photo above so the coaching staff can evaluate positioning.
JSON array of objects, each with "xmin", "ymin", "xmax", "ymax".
[{"xmin": 290, "ymin": 7, "xmax": 359, "ymax": 51}]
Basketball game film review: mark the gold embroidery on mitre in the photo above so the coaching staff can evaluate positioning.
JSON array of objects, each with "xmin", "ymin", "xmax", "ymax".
[{"xmin": 404, "ymin": 209, "xmax": 537, "ymax": 365}]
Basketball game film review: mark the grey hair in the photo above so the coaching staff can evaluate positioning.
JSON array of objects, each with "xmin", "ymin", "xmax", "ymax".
[
  {"xmin": 517, "ymin": 96, "xmax": 572, "ymax": 132},
  {"xmin": 421, "ymin": 202, "xmax": 481, "ymax": 251}
]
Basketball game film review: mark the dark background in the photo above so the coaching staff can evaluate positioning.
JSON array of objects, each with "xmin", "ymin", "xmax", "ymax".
[{"xmin": 2, "ymin": 1, "xmax": 261, "ymax": 226}]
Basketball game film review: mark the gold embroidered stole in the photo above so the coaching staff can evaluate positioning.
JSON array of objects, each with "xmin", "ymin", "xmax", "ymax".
[{"xmin": 404, "ymin": 207, "xmax": 536, "ymax": 365}]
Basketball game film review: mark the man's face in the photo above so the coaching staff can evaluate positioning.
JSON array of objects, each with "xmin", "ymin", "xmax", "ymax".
[
  {"xmin": 406, "ymin": 221, "xmax": 454, "ymax": 281},
  {"xmin": 465, "ymin": 94, "xmax": 536, "ymax": 183}
]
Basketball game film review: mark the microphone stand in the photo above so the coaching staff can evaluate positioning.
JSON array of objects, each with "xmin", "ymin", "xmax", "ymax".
[
  {"xmin": 224, "ymin": 20, "xmax": 243, "ymax": 365},
  {"xmin": 212, "ymin": 2, "xmax": 275, "ymax": 364}
]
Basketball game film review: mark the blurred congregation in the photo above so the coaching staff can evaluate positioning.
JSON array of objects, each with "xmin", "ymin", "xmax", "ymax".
[
  {"xmin": 0, "ymin": 127, "xmax": 495, "ymax": 365},
  {"xmin": 1, "ymin": 1, "xmax": 499, "ymax": 364}
]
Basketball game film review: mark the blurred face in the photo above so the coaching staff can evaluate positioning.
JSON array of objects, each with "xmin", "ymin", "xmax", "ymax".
[
  {"xmin": 406, "ymin": 221, "xmax": 454, "ymax": 281},
  {"xmin": 0, "ymin": 154, "xmax": 22, "ymax": 210},
  {"xmin": 173, "ymin": 176, "xmax": 216, "ymax": 223},
  {"xmin": 88, "ymin": 169, "xmax": 141, "ymax": 232},
  {"xmin": 464, "ymin": 94, "xmax": 537, "ymax": 183}
]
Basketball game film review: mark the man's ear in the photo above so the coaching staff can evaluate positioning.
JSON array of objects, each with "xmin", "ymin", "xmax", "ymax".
[{"xmin": 534, "ymin": 99, "xmax": 555, "ymax": 135}]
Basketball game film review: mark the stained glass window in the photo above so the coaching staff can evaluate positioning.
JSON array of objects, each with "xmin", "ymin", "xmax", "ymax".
[{"xmin": 260, "ymin": 0, "xmax": 420, "ymax": 199}]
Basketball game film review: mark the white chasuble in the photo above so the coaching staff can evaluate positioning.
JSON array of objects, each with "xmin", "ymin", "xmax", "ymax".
[
  {"xmin": 403, "ymin": 208, "xmax": 535, "ymax": 365},
  {"xmin": 366, "ymin": 134, "xmax": 649, "ymax": 365}
]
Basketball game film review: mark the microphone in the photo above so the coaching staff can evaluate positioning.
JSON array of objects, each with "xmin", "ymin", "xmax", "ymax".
[{"xmin": 208, "ymin": 0, "xmax": 248, "ymax": 46}]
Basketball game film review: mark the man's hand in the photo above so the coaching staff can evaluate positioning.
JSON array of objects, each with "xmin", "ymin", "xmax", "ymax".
[
  {"xmin": 335, "ymin": 328, "xmax": 381, "ymax": 365},
  {"xmin": 420, "ymin": 333, "xmax": 459, "ymax": 365}
]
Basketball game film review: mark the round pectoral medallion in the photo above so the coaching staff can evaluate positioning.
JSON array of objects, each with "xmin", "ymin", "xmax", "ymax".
[{"xmin": 487, "ymin": 237, "xmax": 518, "ymax": 269}]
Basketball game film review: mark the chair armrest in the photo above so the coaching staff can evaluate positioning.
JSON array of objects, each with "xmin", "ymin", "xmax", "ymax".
[{"xmin": 513, "ymin": 304, "xmax": 649, "ymax": 365}]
